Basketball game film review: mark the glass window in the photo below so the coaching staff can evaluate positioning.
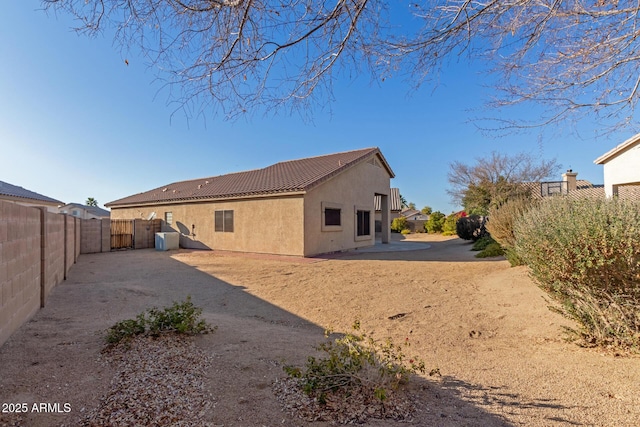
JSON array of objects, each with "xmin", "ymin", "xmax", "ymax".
[
  {"xmin": 165, "ymin": 212, "xmax": 173, "ymax": 225},
  {"xmin": 215, "ymin": 210, "xmax": 234, "ymax": 232},
  {"xmin": 325, "ymin": 208, "xmax": 341, "ymax": 226},
  {"xmin": 356, "ymin": 210, "xmax": 371, "ymax": 236}
]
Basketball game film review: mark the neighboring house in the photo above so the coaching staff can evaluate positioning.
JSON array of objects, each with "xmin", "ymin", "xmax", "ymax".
[
  {"xmin": 521, "ymin": 170, "xmax": 605, "ymax": 200},
  {"xmin": 594, "ymin": 133, "xmax": 640, "ymax": 198},
  {"xmin": 400, "ymin": 209, "xmax": 429, "ymax": 221},
  {"xmin": 106, "ymin": 148, "xmax": 395, "ymax": 257},
  {"xmin": 59, "ymin": 203, "xmax": 110, "ymax": 220},
  {"xmin": 398, "ymin": 208, "xmax": 430, "ymax": 233},
  {"xmin": 0, "ymin": 180, "xmax": 63, "ymax": 213}
]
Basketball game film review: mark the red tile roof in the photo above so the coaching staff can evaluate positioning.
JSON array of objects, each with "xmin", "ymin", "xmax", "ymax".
[{"xmin": 106, "ymin": 148, "xmax": 394, "ymax": 207}]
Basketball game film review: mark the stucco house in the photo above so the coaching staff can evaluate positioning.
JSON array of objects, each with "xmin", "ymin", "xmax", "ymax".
[
  {"xmin": 0, "ymin": 180, "xmax": 63, "ymax": 213},
  {"xmin": 106, "ymin": 148, "xmax": 395, "ymax": 257},
  {"xmin": 594, "ymin": 133, "xmax": 640, "ymax": 197},
  {"xmin": 59, "ymin": 203, "xmax": 111, "ymax": 220}
]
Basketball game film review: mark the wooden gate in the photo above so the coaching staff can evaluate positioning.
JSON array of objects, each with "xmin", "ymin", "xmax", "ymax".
[{"xmin": 111, "ymin": 219, "xmax": 134, "ymax": 250}]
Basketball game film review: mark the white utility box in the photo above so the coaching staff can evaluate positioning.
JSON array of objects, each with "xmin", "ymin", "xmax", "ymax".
[{"xmin": 155, "ymin": 232, "xmax": 180, "ymax": 251}]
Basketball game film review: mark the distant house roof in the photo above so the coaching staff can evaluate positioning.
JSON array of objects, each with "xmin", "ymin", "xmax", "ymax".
[
  {"xmin": 520, "ymin": 180, "xmax": 604, "ymax": 200},
  {"xmin": 106, "ymin": 148, "xmax": 395, "ymax": 207},
  {"xmin": 60, "ymin": 203, "xmax": 110, "ymax": 217},
  {"xmin": 374, "ymin": 188, "xmax": 402, "ymax": 212},
  {"xmin": 594, "ymin": 132, "xmax": 640, "ymax": 164},
  {"xmin": 0, "ymin": 180, "xmax": 63, "ymax": 205}
]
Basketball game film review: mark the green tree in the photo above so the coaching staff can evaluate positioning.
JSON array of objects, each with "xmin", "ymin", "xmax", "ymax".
[
  {"xmin": 442, "ymin": 214, "xmax": 458, "ymax": 236},
  {"xmin": 425, "ymin": 211, "xmax": 445, "ymax": 234},
  {"xmin": 399, "ymin": 194, "xmax": 408, "ymax": 209},
  {"xmin": 391, "ymin": 217, "xmax": 408, "ymax": 233},
  {"xmin": 407, "ymin": 202, "xmax": 416, "ymax": 210},
  {"xmin": 42, "ymin": 1, "xmax": 640, "ymax": 129},
  {"xmin": 448, "ymin": 152, "xmax": 559, "ymax": 216},
  {"xmin": 421, "ymin": 206, "xmax": 432, "ymax": 215},
  {"xmin": 86, "ymin": 197, "xmax": 98, "ymax": 207}
]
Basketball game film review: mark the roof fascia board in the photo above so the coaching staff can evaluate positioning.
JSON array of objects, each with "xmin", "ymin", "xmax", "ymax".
[{"xmin": 594, "ymin": 133, "xmax": 640, "ymax": 164}]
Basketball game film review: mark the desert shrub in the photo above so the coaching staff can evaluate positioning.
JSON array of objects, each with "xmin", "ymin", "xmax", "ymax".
[
  {"xmin": 442, "ymin": 214, "xmax": 458, "ymax": 236},
  {"xmin": 475, "ymin": 242, "xmax": 505, "ymax": 258},
  {"xmin": 400, "ymin": 228, "xmax": 411, "ymax": 235},
  {"xmin": 514, "ymin": 197, "xmax": 640, "ymax": 351},
  {"xmin": 391, "ymin": 217, "xmax": 408, "ymax": 233},
  {"xmin": 282, "ymin": 321, "xmax": 429, "ymax": 422},
  {"xmin": 106, "ymin": 296, "xmax": 215, "ymax": 345},
  {"xmin": 471, "ymin": 236, "xmax": 494, "ymax": 251},
  {"xmin": 487, "ymin": 197, "xmax": 537, "ymax": 266},
  {"xmin": 425, "ymin": 211, "xmax": 445, "ymax": 233},
  {"xmin": 455, "ymin": 215, "xmax": 486, "ymax": 241}
]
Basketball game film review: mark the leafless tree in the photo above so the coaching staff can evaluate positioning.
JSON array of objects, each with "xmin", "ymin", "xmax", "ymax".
[
  {"xmin": 448, "ymin": 151, "xmax": 560, "ymax": 214},
  {"xmin": 41, "ymin": 1, "xmax": 640, "ymax": 128}
]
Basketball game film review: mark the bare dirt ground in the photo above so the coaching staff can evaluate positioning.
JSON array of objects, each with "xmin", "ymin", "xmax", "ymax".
[{"xmin": 1, "ymin": 234, "xmax": 639, "ymax": 426}]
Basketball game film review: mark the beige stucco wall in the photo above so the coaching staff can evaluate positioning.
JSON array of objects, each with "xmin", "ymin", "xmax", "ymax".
[
  {"xmin": 602, "ymin": 143, "xmax": 640, "ymax": 197},
  {"xmin": 110, "ymin": 195, "xmax": 306, "ymax": 256},
  {"xmin": 302, "ymin": 154, "xmax": 392, "ymax": 256}
]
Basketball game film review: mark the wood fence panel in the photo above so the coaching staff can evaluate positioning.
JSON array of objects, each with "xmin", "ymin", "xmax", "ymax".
[{"xmin": 111, "ymin": 219, "xmax": 133, "ymax": 250}]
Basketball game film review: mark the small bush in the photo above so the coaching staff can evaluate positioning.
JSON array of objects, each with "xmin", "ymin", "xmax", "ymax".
[
  {"xmin": 400, "ymin": 228, "xmax": 411, "ymax": 235},
  {"xmin": 514, "ymin": 197, "xmax": 640, "ymax": 351},
  {"xmin": 455, "ymin": 215, "xmax": 486, "ymax": 241},
  {"xmin": 425, "ymin": 211, "xmax": 446, "ymax": 233},
  {"xmin": 442, "ymin": 214, "xmax": 458, "ymax": 236},
  {"xmin": 282, "ymin": 321, "xmax": 429, "ymax": 422},
  {"xmin": 487, "ymin": 197, "xmax": 537, "ymax": 266},
  {"xmin": 475, "ymin": 242, "xmax": 505, "ymax": 258},
  {"xmin": 471, "ymin": 236, "xmax": 494, "ymax": 251},
  {"xmin": 106, "ymin": 296, "xmax": 215, "ymax": 346},
  {"xmin": 391, "ymin": 217, "xmax": 408, "ymax": 233}
]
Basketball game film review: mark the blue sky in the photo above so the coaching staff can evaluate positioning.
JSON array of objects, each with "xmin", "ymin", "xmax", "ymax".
[{"xmin": 0, "ymin": 2, "xmax": 628, "ymax": 213}]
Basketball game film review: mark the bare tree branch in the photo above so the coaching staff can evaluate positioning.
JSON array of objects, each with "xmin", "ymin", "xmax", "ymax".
[{"xmin": 40, "ymin": 0, "xmax": 640, "ymax": 129}]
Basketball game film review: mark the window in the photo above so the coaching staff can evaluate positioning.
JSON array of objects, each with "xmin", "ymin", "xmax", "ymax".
[
  {"xmin": 325, "ymin": 208, "xmax": 341, "ymax": 226},
  {"xmin": 215, "ymin": 210, "xmax": 234, "ymax": 232},
  {"xmin": 321, "ymin": 202, "xmax": 343, "ymax": 231},
  {"xmin": 165, "ymin": 212, "xmax": 173, "ymax": 225},
  {"xmin": 356, "ymin": 210, "xmax": 371, "ymax": 236},
  {"xmin": 72, "ymin": 210, "xmax": 79, "ymax": 216}
]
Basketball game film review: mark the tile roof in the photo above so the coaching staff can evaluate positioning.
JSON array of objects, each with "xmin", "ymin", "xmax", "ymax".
[
  {"xmin": 60, "ymin": 203, "xmax": 111, "ymax": 217},
  {"xmin": 374, "ymin": 188, "xmax": 402, "ymax": 212},
  {"xmin": 106, "ymin": 148, "xmax": 394, "ymax": 207},
  {"xmin": 0, "ymin": 180, "xmax": 63, "ymax": 205}
]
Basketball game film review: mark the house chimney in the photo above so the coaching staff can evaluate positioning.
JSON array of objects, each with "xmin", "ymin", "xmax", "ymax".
[{"xmin": 562, "ymin": 169, "xmax": 578, "ymax": 192}]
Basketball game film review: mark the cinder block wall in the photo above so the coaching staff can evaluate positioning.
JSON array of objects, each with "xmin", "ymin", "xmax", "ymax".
[
  {"xmin": 0, "ymin": 201, "xmax": 42, "ymax": 347},
  {"xmin": 80, "ymin": 219, "xmax": 102, "ymax": 254},
  {"xmin": 43, "ymin": 212, "xmax": 64, "ymax": 305}
]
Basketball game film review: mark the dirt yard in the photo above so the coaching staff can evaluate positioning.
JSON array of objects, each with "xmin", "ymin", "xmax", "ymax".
[{"xmin": 1, "ymin": 234, "xmax": 639, "ymax": 426}]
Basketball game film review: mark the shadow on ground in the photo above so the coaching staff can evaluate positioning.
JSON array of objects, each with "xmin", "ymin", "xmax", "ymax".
[{"xmin": 0, "ymin": 248, "xmax": 566, "ymax": 426}]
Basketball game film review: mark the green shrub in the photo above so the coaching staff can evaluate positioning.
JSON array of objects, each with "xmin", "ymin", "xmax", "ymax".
[
  {"xmin": 471, "ymin": 236, "xmax": 494, "ymax": 251},
  {"xmin": 425, "ymin": 211, "xmax": 445, "ymax": 233},
  {"xmin": 455, "ymin": 215, "xmax": 486, "ymax": 241},
  {"xmin": 284, "ymin": 321, "xmax": 427, "ymax": 410},
  {"xmin": 514, "ymin": 197, "xmax": 640, "ymax": 351},
  {"xmin": 391, "ymin": 217, "xmax": 408, "ymax": 233},
  {"xmin": 475, "ymin": 242, "xmax": 505, "ymax": 258},
  {"xmin": 487, "ymin": 197, "xmax": 537, "ymax": 266},
  {"xmin": 442, "ymin": 214, "xmax": 458, "ymax": 236},
  {"xmin": 400, "ymin": 228, "xmax": 411, "ymax": 235},
  {"xmin": 106, "ymin": 296, "xmax": 215, "ymax": 346}
]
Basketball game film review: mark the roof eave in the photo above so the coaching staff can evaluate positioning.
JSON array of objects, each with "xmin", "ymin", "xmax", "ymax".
[
  {"xmin": 594, "ymin": 132, "xmax": 640, "ymax": 164},
  {"xmin": 106, "ymin": 190, "xmax": 308, "ymax": 209}
]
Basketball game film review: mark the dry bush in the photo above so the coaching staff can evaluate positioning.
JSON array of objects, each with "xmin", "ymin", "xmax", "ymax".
[
  {"xmin": 487, "ymin": 197, "xmax": 537, "ymax": 265},
  {"xmin": 514, "ymin": 197, "xmax": 640, "ymax": 351}
]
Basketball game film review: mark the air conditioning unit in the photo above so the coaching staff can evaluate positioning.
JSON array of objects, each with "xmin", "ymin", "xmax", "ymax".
[{"xmin": 155, "ymin": 232, "xmax": 179, "ymax": 251}]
